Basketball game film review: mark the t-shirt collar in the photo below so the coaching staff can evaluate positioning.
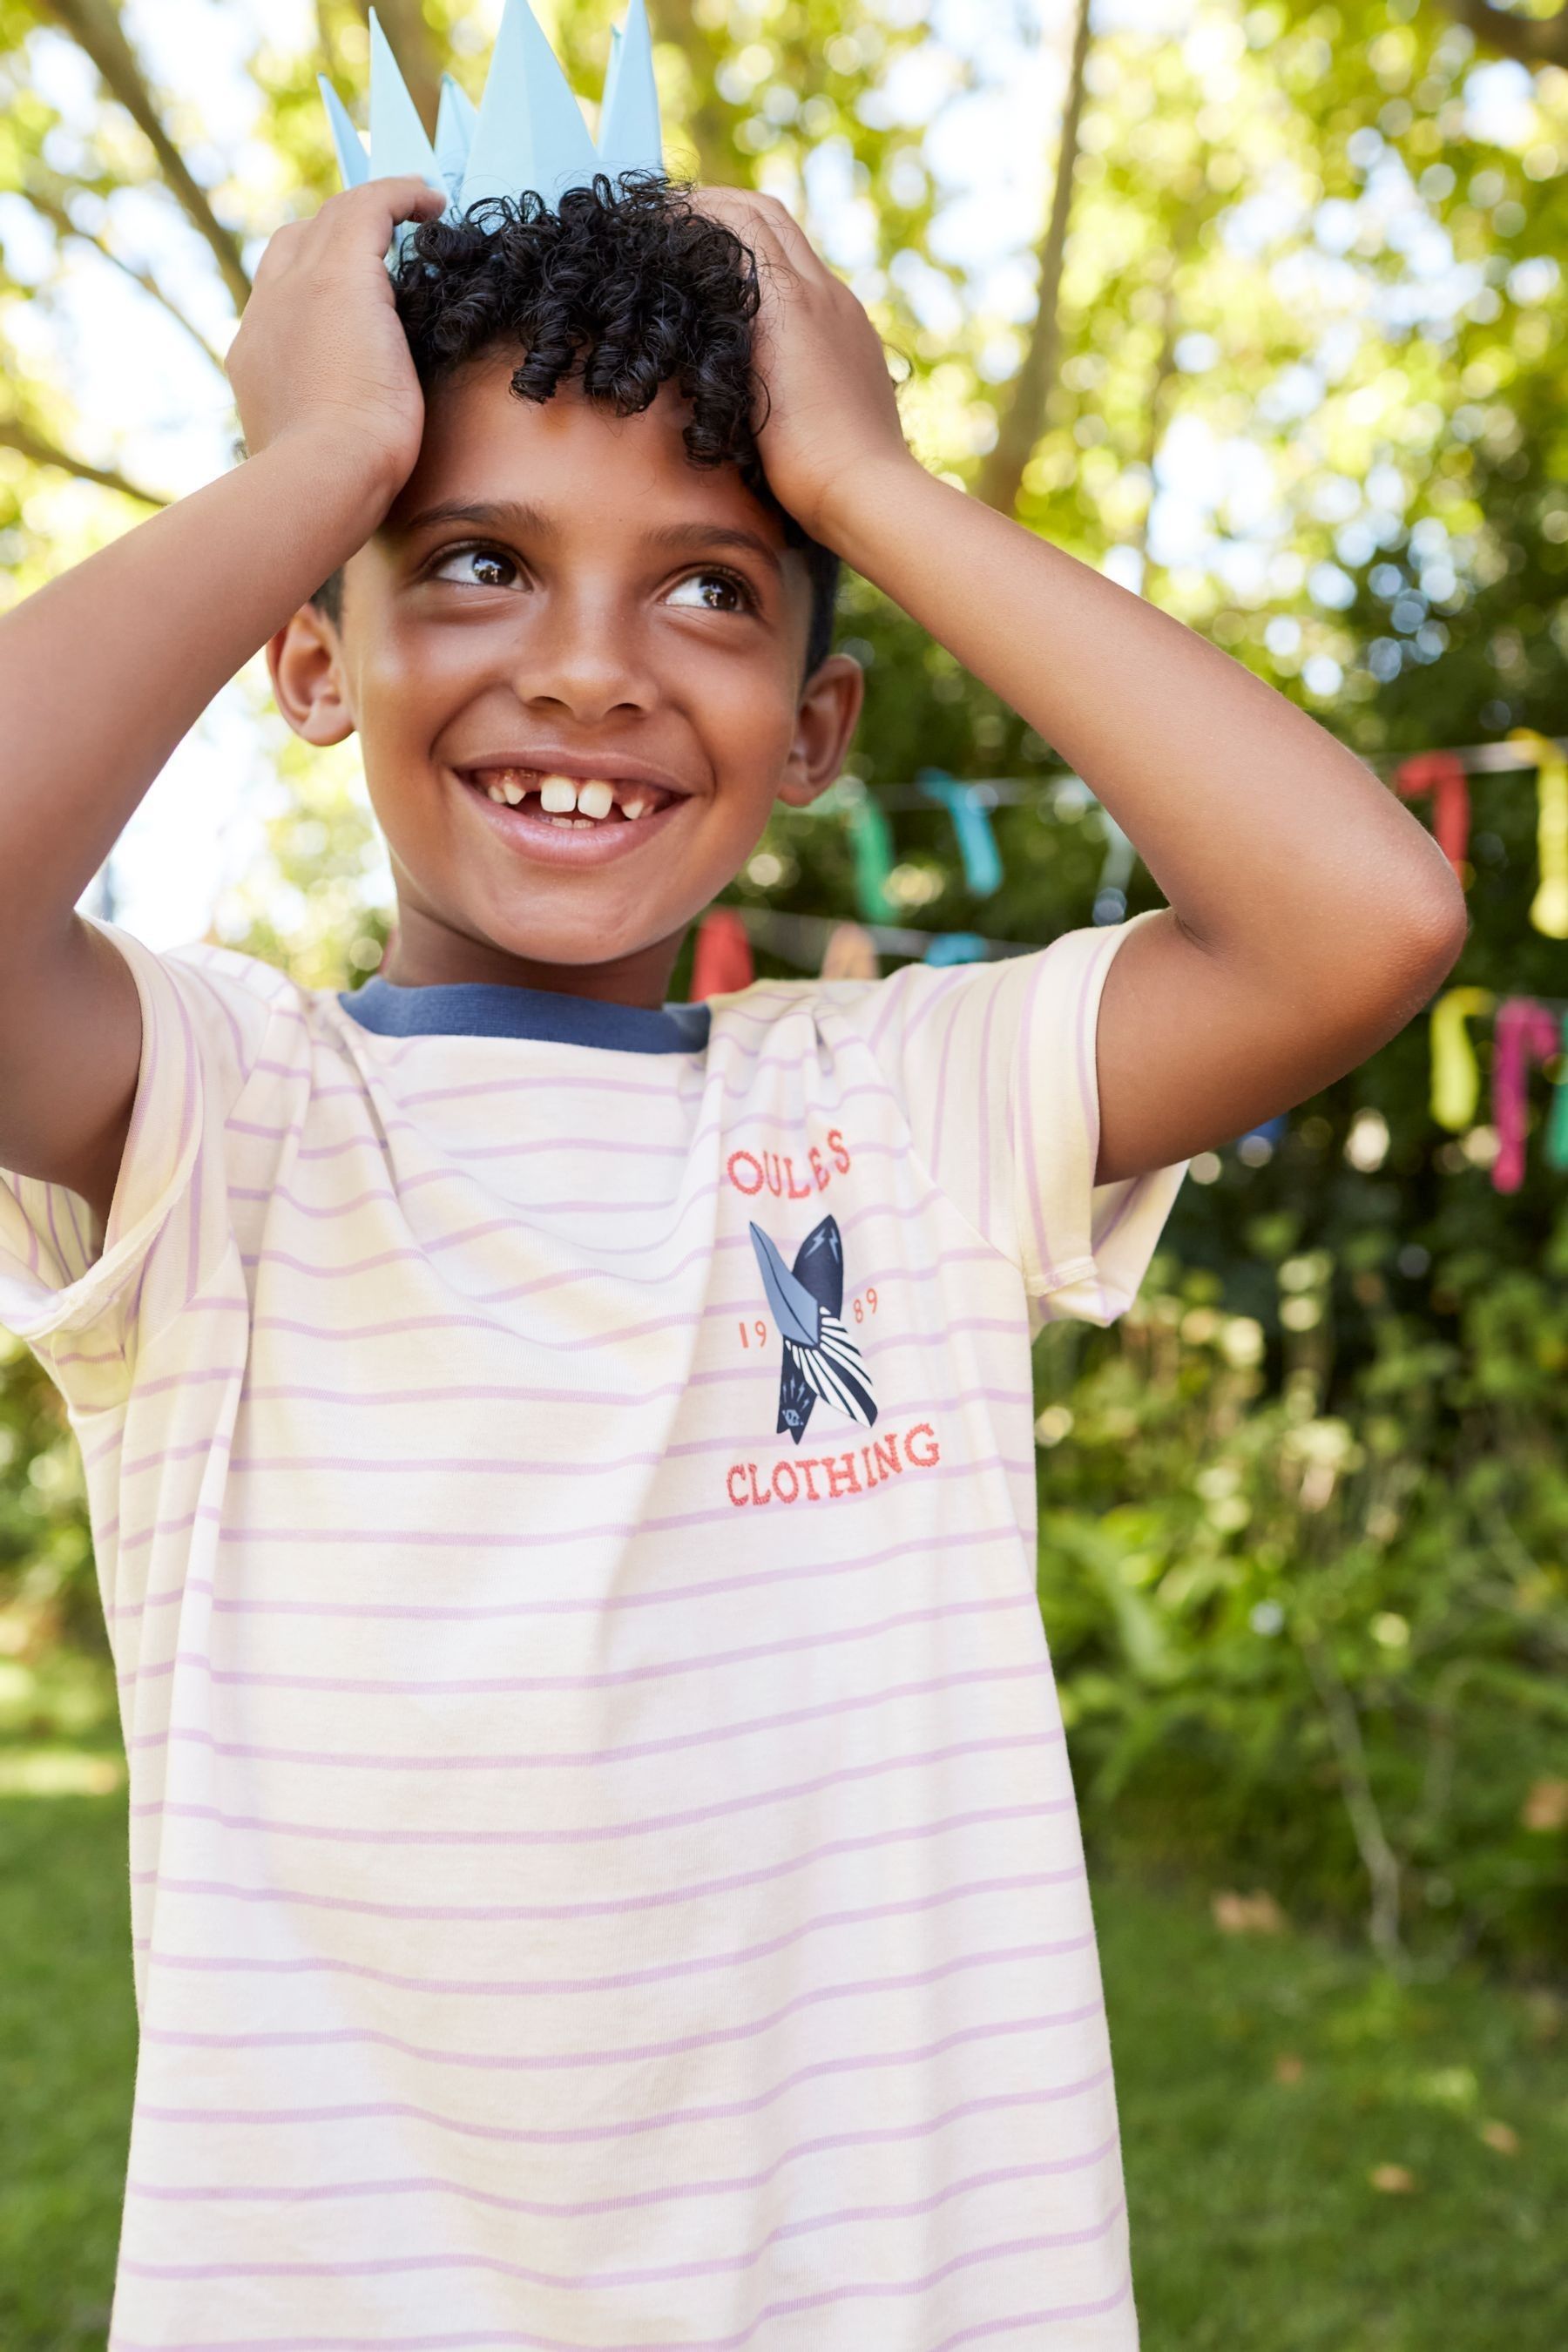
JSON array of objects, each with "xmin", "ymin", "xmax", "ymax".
[{"xmin": 339, "ymin": 977, "xmax": 712, "ymax": 1055}]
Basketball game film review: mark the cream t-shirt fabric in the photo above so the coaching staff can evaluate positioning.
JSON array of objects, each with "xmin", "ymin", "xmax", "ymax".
[{"xmin": 0, "ymin": 913, "xmax": 1185, "ymax": 2352}]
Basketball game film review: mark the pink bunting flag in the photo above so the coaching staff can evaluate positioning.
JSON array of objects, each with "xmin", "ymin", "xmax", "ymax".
[
  {"xmin": 690, "ymin": 908, "xmax": 754, "ymax": 1002},
  {"xmin": 1491, "ymin": 996, "xmax": 1558, "ymax": 1193},
  {"xmin": 1395, "ymin": 751, "xmax": 1470, "ymax": 878}
]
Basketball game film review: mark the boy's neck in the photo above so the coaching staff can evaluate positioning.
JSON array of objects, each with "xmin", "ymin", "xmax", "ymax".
[{"xmin": 379, "ymin": 900, "xmax": 686, "ymax": 1010}]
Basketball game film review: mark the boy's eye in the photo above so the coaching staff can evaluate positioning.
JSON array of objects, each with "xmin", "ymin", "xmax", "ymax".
[
  {"xmin": 432, "ymin": 548, "xmax": 524, "ymax": 591},
  {"xmin": 666, "ymin": 569, "xmax": 754, "ymax": 614}
]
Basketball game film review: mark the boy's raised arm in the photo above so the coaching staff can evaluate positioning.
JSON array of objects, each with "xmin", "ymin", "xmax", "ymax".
[
  {"xmin": 703, "ymin": 190, "xmax": 1470, "ymax": 1187},
  {"xmin": 0, "ymin": 179, "xmax": 443, "ymax": 1224}
]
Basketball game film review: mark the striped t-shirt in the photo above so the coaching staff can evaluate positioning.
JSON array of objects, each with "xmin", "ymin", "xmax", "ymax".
[{"xmin": 0, "ymin": 912, "xmax": 1185, "ymax": 2352}]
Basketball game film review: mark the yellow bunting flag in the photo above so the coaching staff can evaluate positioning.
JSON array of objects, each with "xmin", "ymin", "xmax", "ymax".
[
  {"xmin": 1429, "ymin": 987, "xmax": 1496, "ymax": 1132},
  {"xmin": 1511, "ymin": 729, "xmax": 1568, "ymax": 940}
]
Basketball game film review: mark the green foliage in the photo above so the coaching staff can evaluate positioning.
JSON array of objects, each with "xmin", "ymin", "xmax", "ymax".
[{"xmin": 1034, "ymin": 1226, "xmax": 1568, "ymax": 1970}]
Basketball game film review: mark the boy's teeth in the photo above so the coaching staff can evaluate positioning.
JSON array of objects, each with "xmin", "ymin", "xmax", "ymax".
[
  {"xmin": 577, "ymin": 780, "xmax": 614, "ymax": 820},
  {"xmin": 539, "ymin": 775, "xmax": 579, "ymax": 814},
  {"xmin": 500, "ymin": 777, "xmax": 525, "ymax": 807},
  {"xmin": 622, "ymin": 794, "xmax": 647, "ymax": 821},
  {"xmin": 486, "ymin": 783, "xmax": 507, "ymax": 804}
]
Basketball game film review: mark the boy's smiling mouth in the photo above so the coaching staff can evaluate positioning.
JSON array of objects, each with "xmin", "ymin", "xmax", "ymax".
[{"xmin": 451, "ymin": 751, "xmax": 693, "ymax": 865}]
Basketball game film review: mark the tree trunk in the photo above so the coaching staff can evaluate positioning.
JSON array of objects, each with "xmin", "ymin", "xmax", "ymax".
[
  {"xmin": 39, "ymin": 0, "xmax": 252, "ymax": 309},
  {"xmin": 347, "ymin": 0, "xmax": 444, "ymax": 131},
  {"xmin": 977, "ymin": 0, "xmax": 1094, "ymax": 517}
]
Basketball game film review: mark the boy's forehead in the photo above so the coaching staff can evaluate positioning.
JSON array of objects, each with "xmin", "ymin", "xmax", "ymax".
[{"xmin": 382, "ymin": 353, "xmax": 798, "ymax": 574}]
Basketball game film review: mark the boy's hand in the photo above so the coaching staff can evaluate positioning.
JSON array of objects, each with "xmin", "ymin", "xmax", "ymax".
[
  {"xmin": 227, "ymin": 179, "xmax": 447, "ymax": 502},
  {"xmin": 693, "ymin": 188, "xmax": 913, "ymax": 548}
]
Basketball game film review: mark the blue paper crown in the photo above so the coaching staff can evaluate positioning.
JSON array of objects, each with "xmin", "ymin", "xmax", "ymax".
[{"xmin": 320, "ymin": 0, "xmax": 664, "ymax": 218}]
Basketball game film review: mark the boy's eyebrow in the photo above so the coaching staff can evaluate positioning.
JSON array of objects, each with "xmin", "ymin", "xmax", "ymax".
[{"xmin": 389, "ymin": 500, "xmax": 783, "ymax": 578}]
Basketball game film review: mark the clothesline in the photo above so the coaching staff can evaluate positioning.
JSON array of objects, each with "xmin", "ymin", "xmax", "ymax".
[{"xmin": 823, "ymin": 733, "xmax": 1568, "ymax": 814}]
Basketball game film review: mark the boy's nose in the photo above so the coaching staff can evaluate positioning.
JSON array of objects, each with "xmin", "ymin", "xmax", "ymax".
[{"xmin": 506, "ymin": 592, "xmax": 656, "ymax": 725}]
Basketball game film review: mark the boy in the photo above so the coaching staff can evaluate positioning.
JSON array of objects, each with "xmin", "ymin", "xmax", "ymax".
[{"xmin": 0, "ymin": 37, "xmax": 1464, "ymax": 2352}]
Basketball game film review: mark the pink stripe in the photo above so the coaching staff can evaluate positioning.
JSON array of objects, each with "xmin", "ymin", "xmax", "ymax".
[
  {"xmin": 125, "ymin": 1593, "xmax": 1034, "ymax": 1720},
  {"xmin": 112, "ymin": 2220, "xmax": 1124, "ymax": 2352},
  {"xmin": 115, "ymin": 1504, "xmax": 222, "ymax": 1556},
  {"xmin": 218, "ymin": 1342, "xmax": 997, "ymax": 1469},
  {"xmin": 115, "ymin": 1526, "xmax": 1037, "ymax": 1629},
  {"xmin": 128, "ymin": 1658, "xmax": 1047, "ymax": 1767},
  {"xmin": 974, "ymin": 957, "xmax": 1004, "ymax": 1235},
  {"xmin": 172, "ymin": 965, "xmax": 204, "ymax": 1317},
  {"xmin": 128, "ymin": 1364, "xmax": 244, "ymax": 1402},
  {"xmin": 136, "ymin": 1939, "xmax": 1094, "ymax": 2092},
  {"xmin": 130, "ymin": 1799, "xmax": 1064, "ymax": 1924},
  {"xmin": 177, "ymin": 958, "xmax": 247, "ymax": 1065},
  {"xmin": 120, "ymin": 2192, "xmax": 1123, "ymax": 2297},
  {"xmin": 112, "ymin": 2268, "xmax": 1132, "ymax": 2352},
  {"xmin": 931, "ymin": 2275, "xmax": 1133, "ymax": 2351},
  {"xmin": 229, "ymin": 1182, "xmax": 397, "ymax": 1218},
  {"xmin": 157, "ymin": 1448, "xmax": 1024, "ymax": 1557},
  {"xmin": 125, "ymin": 2124, "xmax": 1118, "ymax": 2228},
  {"xmin": 125, "ymin": 2094, "xmax": 1113, "ymax": 2225},
  {"xmin": 132, "ymin": 1728, "xmax": 1064, "ymax": 1848},
  {"xmin": 105, "ymin": 1515, "xmax": 1030, "ymax": 1625},
  {"xmin": 399, "ymin": 1070, "xmax": 702, "ymax": 1109},
  {"xmin": 120, "ymin": 1433, "xmax": 233, "ymax": 1479},
  {"xmin": 238, "ymin": 1178, "xmax": 952, "ymax": 1294},
  {"xmin": 134, "ymin": 2033, "xmax": 1105, "ymax": 2164},
  {"xmin": 141, "ymin": 1875, "xmax": 1075, "ymax": 2001}
]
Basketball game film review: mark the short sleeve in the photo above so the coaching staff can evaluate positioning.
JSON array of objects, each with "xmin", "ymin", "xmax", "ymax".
[
  {"xmin": 0, "ymin": 923, "xmax": 274, "ymax": 1409},
  {"xmin": 838, "ymin": 912, "xmax": 1186, "ymax": 1326}
]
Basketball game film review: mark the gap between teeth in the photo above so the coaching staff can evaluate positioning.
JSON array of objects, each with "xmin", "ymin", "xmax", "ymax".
[{"xmin": 482, "ymin": 773, "xmax": 652, "ymax": 821}]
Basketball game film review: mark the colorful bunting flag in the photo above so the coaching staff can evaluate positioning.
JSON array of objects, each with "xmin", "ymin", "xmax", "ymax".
[
  {"xmin": 1491, "ymin": 997, "xmax": 1559, "ymax": 1193},
  {"xmin": 1511, "ymin": 730, "xmax": 1568, "ymax": 940},
  {"xmin": 918, "ymin": 771, "xmax": 1003, "ymax": 898},
  {"xmin": 1395, "ymin": 750, "xmax": 1470, "ymax": 878},
  {"xmin": 690, "ymin": 908, "xmax": 754, "ymax": 1002},
  {"xmin": 1429, "ymin": 988, "xmax": 1497, "ymax": 1132}
]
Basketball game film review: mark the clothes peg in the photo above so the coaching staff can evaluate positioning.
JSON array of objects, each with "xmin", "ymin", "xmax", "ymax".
[
  {"xmin": 1429, "ymin": 987, "xmax": 1496, "ymax": 1132},
  {"xmin": 690, "ymin": 908, "xmax": 754, "ymax": 1001},
  {"xmin": 820, "ymin": 923, "xmax": 880, "ymax": 982},
  {"xmin": 1394, "ymin": 750, "xmax": 1470, "ymax": 878},
  {"xmin": 1511, "ymin": 730, "xmax": 1568, "ymax": 939},
  {"xmin": 1490, "ymin": 996, "xmax": 1558, "ymax": 1193},
  {"xmin": 917, "ymin": 771, "xmax": 1004, "ymax": 898},
  {"xmin": 923, "ymin": 934, "xmax": 989, "ymax": 967}
]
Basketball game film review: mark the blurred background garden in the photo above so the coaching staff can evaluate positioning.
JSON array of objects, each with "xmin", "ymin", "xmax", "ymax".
[{"xmin": 1, "ymin": 0, "xmax": 1566, "ymax": 2342}]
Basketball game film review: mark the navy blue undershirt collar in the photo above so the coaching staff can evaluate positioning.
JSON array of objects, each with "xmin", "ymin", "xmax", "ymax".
[{"xmin": 339, "ymin": 975, "xmax": 712, "ymax": 1055}]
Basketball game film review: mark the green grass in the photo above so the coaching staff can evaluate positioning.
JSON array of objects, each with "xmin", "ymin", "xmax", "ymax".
[{"xmin": 1, "ymin": 1793, "xmax": 1565, "ymax": 2349}]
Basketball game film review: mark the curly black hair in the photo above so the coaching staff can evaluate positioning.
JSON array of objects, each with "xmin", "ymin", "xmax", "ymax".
[{"xmin": 314, "ymin": 174, "xmax": 840, "ymax": 672}]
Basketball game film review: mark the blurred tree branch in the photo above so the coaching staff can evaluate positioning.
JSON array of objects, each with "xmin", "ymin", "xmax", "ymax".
[
  {"xmin": 24, "ymin": 180, "xmax": 227, "ymax": 373},
  {"xmin": 37, "ymin": 0, "xmax": 252, "ymax": 308},
  {"xmin": 0, "ymin": 417, "xmax": 166, "ymax": 505},
  {"xmin": 342, "ymin": 0, "xmax": 443, "ymax": 128},
  {"xmin": 977, "ymin": 0, "xmax": 1094, "ymax": 516},
  {"xmin": 1433, "ymin": 0, "xmax": 1568, "ymax": 65}
]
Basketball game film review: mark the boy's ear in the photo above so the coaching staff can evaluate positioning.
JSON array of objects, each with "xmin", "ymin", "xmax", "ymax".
[
  {"xmin": 267, "ymin": 602, "xmax": 357, "ymax": 746},
  {"xmin": 775, "ymin": 653, "xmax": 866, "ymax": 810}
]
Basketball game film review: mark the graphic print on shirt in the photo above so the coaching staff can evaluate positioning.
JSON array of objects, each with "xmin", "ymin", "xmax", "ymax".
[{"xmin": 748, "ymin": 1213, "xmax": 878, "ymax": 1444}]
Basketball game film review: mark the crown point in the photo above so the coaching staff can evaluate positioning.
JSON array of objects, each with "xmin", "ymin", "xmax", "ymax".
[
  {"xmin": 435, "ymin": 73, "xmax": 478, "ymax": 202},
  {"xmin": 319, "ymin": 75, "xmax": 370, "ymax": 190},
  {"xmin": 369, "ymin": 8, "xmax": 444, "ymax": 194},
  {"xmin": 463, "ymin": 0, "xmax": 601, "ymax": 213},
  {"xmin": 597, "ymin": 0, "xmax": 662, "ymax": 181}
]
